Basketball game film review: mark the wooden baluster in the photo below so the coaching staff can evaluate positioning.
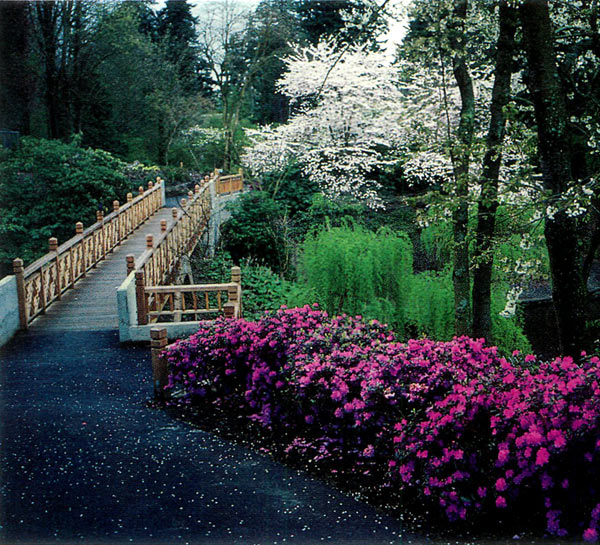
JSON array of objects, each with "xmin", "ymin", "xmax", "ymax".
[
  {"xmin": 150, "ymin": 327, "xmax": 169, "ymax": 401},
  {"xmin": 13, "ymin": 258, "xmax": 27, "ymax": 329},
  {"xmin": 138, "ymin": 185, "xmax": 144, "ymax": 222},
  {"xmin": 76, "ymin": 222, "xmax": 86, "ymax": 278},
  {"xmin": 39, "ymin": 268, "xmax": 46, "ymax": 315},
  {"xmin": 135, "ymin": 271, "xmax": 148, "ymax": 325},
  {"xmin": 180, "ymin": 198, "xmax": 187, "ymax": 253},
  {"xmin": 49, "ymin": 237, "xmax": 61, "ymax": 300},
  {"xmin": 126, "ymin": 255, "xmax": 135, "ymax": 276},
  {"xmin": 126, "ymin": 192, "xmax": 133, "ymax": 235},
  {"xmin": 146, "ymin": 234, "xmax": 154, "ymax": 283},
  {"xmin": 96, "ymin": 210, "xmax": 106, "ymax": 261},
  {"xmin": 113, "ymin": 200, "xmax": 120, "ymax": 245},
  {"xmin": 232, "ymin": 266, "xmax": 242, "ymax": 317},
  {"xmin": 148, "ymin": 181, "xmax": 154, "ymax": 215}
]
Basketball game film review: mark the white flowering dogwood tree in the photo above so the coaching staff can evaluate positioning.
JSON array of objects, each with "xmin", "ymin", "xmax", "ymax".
[{"xmin": 242, "ymin": 41, "xmax": 410, "ymax": 208}]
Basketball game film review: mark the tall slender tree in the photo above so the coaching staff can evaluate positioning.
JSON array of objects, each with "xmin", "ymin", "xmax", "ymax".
[
  {"xmin": 472, "ymin": 1, "xmax": 518, "ymax": 342},
  {"xmin": 519, "ymin": 0, "xmax": 590, "ymax": 356}
]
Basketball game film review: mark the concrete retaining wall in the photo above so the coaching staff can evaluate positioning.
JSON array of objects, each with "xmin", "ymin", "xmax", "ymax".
[{"xmin": 0, "ymin": 275, "xmax": 20, "ymax": 347}]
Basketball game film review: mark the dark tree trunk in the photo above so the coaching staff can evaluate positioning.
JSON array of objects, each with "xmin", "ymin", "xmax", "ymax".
[
  {"xmin": 472, "ymin": 1, "xmax": 518, "ymax": 342},
  {"xmin": 36, "ymin": 1, "xmax": 63, "ymax": 139},
  {"xmin": 0, "ymin": 2, "xmax": 32, "ymax": 134},
  {"xmin": 520, "ymin": 0, "xmax": 589, "ymax": 356},
  {"xmin": 449, "ymin": 0, "xmax": 475, "ymax": 336}
]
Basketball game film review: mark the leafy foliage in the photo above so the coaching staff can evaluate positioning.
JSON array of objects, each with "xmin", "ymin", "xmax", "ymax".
[
  {"xmin": 300, "ymin": 224, "xmax": 413, "ymax": 333},
  {"xmin": 220, "ymin": 191, "xmax": 288, "ymax": 272},
  {"xmin": 0, "ymin": 137, "xmax": 142, "ymax": 269}
]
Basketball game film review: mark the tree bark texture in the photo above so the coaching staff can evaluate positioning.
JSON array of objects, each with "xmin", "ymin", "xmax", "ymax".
[
  {"xmin": 472, "ymin": 1, "xmax": 518, "ymax": 342},
  {"xmin": 520, "ymin": 0, "xmax": 589, "ymax": 356},
  {"xmin": 449, "ymin": 0, "xmax": 475, "ymax": 336}
]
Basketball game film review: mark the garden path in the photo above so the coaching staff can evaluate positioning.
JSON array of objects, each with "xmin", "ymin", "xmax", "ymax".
[{"xmin": 0, "ymin": 206, "xmax": 407, "ymax": 544}]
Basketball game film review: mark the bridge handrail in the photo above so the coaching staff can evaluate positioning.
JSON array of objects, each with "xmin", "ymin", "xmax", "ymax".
[
  {"xmin": 132, "ymin": 170, "xmax": 244, "ymax": 326},
  {"xmin": 13, "ymin": 179, "xmax": 164, "ymax": 328},
  {"xmin": 215, "ymin": 169, "xmax": 243, "ymax": 194},
  {"xmin": 133, "ymin": 180, "xmax": 212, "ymax": 325},
  {"xmin": 143, "ymin": 277, "xmax": 241, "ymax": 323}
]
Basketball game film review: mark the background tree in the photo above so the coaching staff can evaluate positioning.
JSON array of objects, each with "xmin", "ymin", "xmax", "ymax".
[{"xmin": 0, "ymin": 1, "xmax": 33, "ymax": 134}]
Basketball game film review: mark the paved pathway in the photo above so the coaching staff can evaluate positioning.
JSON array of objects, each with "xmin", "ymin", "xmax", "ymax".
[{"xmin": 0, "ymin": 209, "xmax": 407, "ymax": 544}]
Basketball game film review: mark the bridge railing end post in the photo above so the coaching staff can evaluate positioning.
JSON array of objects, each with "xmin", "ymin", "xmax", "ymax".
[{"xmin": 150, "ymin": 327, "xmax": 169, "ymax": 401}]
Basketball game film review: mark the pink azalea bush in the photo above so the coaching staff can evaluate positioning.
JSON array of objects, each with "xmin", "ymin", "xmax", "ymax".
[{"xmin": 164, "ymin": 305, "xmax": 600, "ymax": 541}]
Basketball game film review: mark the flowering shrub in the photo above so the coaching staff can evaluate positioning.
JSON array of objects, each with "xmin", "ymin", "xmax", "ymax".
[{"xmin": 164, "ymin": 305, "xmax": 600, "ymax": 541}]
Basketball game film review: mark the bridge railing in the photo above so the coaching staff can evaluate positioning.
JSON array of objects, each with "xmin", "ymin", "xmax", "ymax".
[
  {"xmin": 12, "ymin": 179, "xmax": 164, "ymax": 329},
  {"xmin": 118, "ymin": 171, "xmax": 244, "ymax": 341},
  {"xmin": 215, "ymin": 169, "xmax": 243, "ymax": 194},
  {"xmin": 144, "ymin": 268, "xmax": 241, "ymax": 324},
  {"xmin": 132, "ymin": 181, "xmax": 212, "ymax": 325}
]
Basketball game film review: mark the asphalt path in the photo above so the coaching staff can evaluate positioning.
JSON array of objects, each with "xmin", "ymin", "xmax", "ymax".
[{"xmin": 0, "ymin": 208, "xmax": 408, "ymax": 545}]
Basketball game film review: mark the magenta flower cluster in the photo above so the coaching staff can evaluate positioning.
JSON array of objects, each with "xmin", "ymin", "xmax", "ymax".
[{"xmin": 164, "ymin": 305, "xmax": 600, "ymax": 541}]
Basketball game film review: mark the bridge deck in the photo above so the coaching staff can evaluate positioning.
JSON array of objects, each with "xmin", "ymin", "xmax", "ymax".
[
  {"xmin": 0, "ymin": 207, "xmax": 406, "ymax": 544},
  {"xmin": 29, "ymin": 207, "xmax": 175, "ymax": 332}
]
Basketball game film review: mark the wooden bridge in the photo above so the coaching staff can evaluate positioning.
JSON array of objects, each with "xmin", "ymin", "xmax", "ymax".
[
  {"xmin": 0, "ymin": 167, "xmax": 406, "ymax": 545},
  {"xmin": 1, "ymin": 170, "xmax": 244, "ymax": 346}
]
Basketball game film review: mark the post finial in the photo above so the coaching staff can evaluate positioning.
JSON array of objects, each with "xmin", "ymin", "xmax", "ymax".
[
  {"xmin": 160, "ymin": 219, "xmax": 167, "ymax": 231},
  {"xmin": 113, "ymin": 200, "xmax": 119, "ymax": 212},
  {"xmin": 76, "ymin": 222, "xmax": 84, "ymax": 235},
  {"xmin": 49, "ymin": 237, "xmax": 58, "ymax": 252},
  {"xmin": 146, "ymin": 234, "xmax": 154, "ymax": 249},
  {"xmin": 127, "ymin": 192, "xmax": 133, "ymax": 202}
]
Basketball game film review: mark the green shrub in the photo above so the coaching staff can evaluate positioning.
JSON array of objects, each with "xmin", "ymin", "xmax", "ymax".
[
  {"xmin": 406, "ymin": 268, "xmax": 455, "ymax": 340},
  {"xmin": 220, "ymin": 191, "xmax": 289, "ymax": 272},
  {"xmin": 300, "ymin": 223, "xmax": 413, "ymax": 333},
  {"xmin": 0, "ymin": 137, "xmax": 143, "ymax": 271}
]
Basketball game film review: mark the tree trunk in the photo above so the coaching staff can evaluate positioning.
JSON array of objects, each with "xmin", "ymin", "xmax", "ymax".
[
  {"xmin": 0, "ymin": 1, "xmax": 32, "ymax": 134},
  {"xmin": 520, "ymin": 0, "xmax": 589, "ymax": 356},
  {"xmin": 449, "ymin": 0, "xmax": 475, "ymax": 336},
  {"xmin": 472, "ymin": 1, "xmax": 518, "ymax": 342}
]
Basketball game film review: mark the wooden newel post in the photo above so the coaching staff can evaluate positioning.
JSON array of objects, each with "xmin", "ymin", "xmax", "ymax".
[
  {"xmin": 13, "ymin": 258, "xmax": 27, "ymax": 329},
  {"xmin": 160, "ymin": 219, "xmax": 167, "ymax": 231},
  {"xmin": 126, "ymin": 255, "xmax": 135, "ymax": 275},
  {"xmin": 195, "ymin": 184, "xmax": 200, "ymax": 194},
  {"xmin": 172, "ymin": 207, "xmax": 178, "ymax": 220},
  {"xmin": 76, "ymin": 222, "xmax": 86, "ymax": 278},
  {"xmin": 113, "ymin": 200, "xmax": 119, "ymax": 213},
  {"xmin": 127, "ymin": 192, "xmax": 133, "ymax": 203},
  {"xmin": 229, "ymin": 265, "xmax": 242, "ymax": 318},
  {"xmin": 96, "ymin": 210, "xmax": 104, "ymax": 223},
  {"xmin": 150, "ymin": 327, "xmax": 169, "ymax": 401},
  {"xmin": 138, "ymin": 185, "xmax": 144, "ymax": 196},
  {"xmin": 135, "ymin": 271, "xmax": 148, "ymax": 325},
  {"xmin": 49, "ymin": 237, "xmax": 61, "ymax": 300},
  {"xmin": 146, "ymin": 234, "xmax": 153, "ymax": 249}
]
